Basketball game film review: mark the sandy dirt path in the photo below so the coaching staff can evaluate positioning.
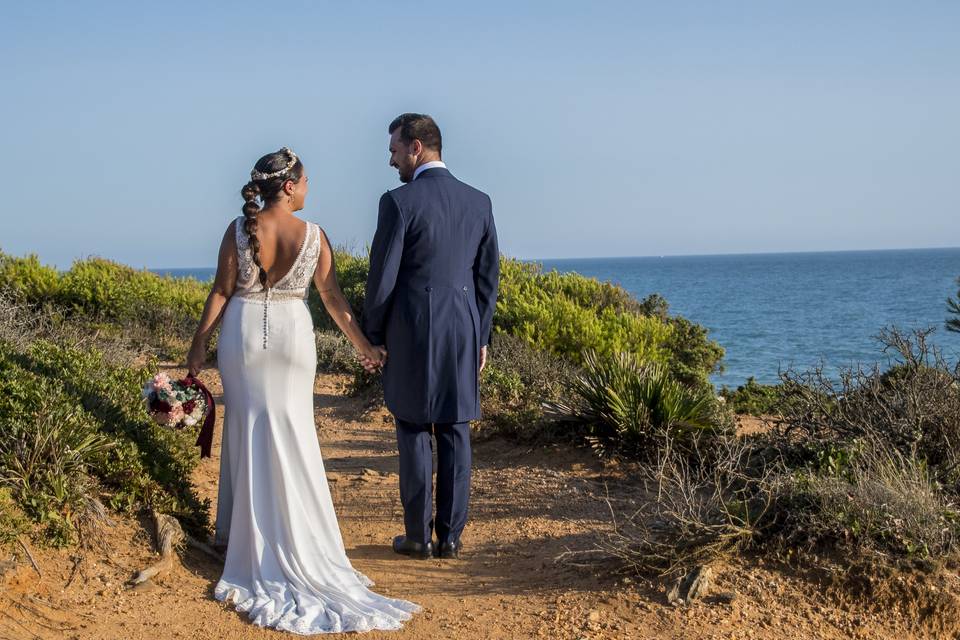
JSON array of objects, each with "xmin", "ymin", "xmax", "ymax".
[{"xmin": 0, "ymin": 368, "xmax": 941, "ymax": 640}]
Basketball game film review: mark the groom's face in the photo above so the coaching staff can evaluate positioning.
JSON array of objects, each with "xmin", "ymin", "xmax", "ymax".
[{"xmin": 389, "ymin": 130, "xmax": 418, "ymax": 183}]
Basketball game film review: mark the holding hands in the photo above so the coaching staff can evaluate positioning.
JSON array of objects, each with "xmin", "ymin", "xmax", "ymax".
[
  {"xmin": 360, "ymin": 343, "xmax": 387, "ymax": 373},
  {"xmin": 358, "ymin": 344, "xmax": 487, "ymax": 375}
]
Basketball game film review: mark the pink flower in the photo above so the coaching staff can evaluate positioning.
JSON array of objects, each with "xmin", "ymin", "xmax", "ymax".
[
  {"xmin": 168, "ymin": 405, "xmax": 185, "ymax": 423},
  {"xmin": 151, "ymin": 373, "xmax": 174, "ymax": 395}
]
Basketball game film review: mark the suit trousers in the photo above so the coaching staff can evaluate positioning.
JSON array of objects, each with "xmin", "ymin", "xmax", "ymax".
[{"xmin": 394, "ymin": 418, "xmax": 471, "ymax": 545}]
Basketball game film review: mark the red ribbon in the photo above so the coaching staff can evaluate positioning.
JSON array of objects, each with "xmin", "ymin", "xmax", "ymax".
[{"xmin": 183, "ymin": 374, "xmax": 216, "ymax": 459}]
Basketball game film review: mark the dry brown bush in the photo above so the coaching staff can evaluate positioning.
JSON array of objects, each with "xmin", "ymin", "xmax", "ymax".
[{"xmin": 560, "ymin": 434, "xmax": 779, "ymax": 575}]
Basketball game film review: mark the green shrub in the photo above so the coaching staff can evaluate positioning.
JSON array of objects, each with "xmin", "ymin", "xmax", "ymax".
[
  {"xmin": 494, "ymin": 259, "xmax": 723, "ymax": 388},
  {"xmin": 313, "ymin": 330, "xmax": 381, "ymax": 394},
  {"xmin": 777, "ymin": 328, "xmax": 960, "ymax": 478},
  {"xmin": 480, "ymin": 333, "xmax": 577, "ymax": 437},
  {"xmin": 750, "ymin": 329, "xmax": 960, "ymax": 562},
  {"xmin": 315, "ymin": 330, "xmax": 360, "ymax": 374},
  {"xmin": 0, "ymin": 338, "xmax": 209, "ymax": 546},
  {"xmin": 0, "ymin": 252, "xmax": 61, "ymax": 304},
  {"xmin": 663, "ymin": 315, "xmax": 725, "ymax": 389},
  {"xmin": 309, "ymin": 249, "xmax": 369, "ymax": 331},
  {"xmin": 0, "ymin": 487, "xmax": 31, "ymax": 548},
  {"xmin": 0, "ymin": 250, "xmax": 208, "ymax": 351},
  {"xmin": 58, "ymin": 256, "xmax": 207, "ymax": 321},
  {"xmin": 551, "ymin": 350, "xmax": 729, "ymax": 456},
  {"xmin": 720, "ymin": 377, "xmax": 783, "ymax": 416},
  {"xmin": 777, "ymin": 438, "xmax": 959, "ymax": 559},
  {"xmin": 0, "ymin": 348, "xmax": 114, "ymax": 546},
  {"xmin": 495, "ymin": 259, "xmax": 673, "ymax": 364}
]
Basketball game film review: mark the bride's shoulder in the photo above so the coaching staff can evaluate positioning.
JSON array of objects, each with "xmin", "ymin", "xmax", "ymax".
[
  {"xmin": 315, "ymin": 223, "xmax": 331, "ymax": 247},
  {"xmin": 227, "ymin": 215, "xmax": 245, "ymax": 234},
  {"xmin": 298, "ymin": 217, "xmax": 327, "ymax": 242},
  {"xmin": 221, "ymin": 216, "xmax": 243, "ymax": 241}
]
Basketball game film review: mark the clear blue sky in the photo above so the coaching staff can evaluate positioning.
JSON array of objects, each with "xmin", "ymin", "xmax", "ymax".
[{"xmin": 2, "ymin": 1, "xmax": 957, "ymax": 269}]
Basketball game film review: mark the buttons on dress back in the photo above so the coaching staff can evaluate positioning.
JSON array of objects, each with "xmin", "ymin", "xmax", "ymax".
[
  {"xmin": 262, "ymin": 287, "xmax": 271, "ymax": 349},
  {"xmin": 232, "ymin": 222, "xmax": 322, "ymax": 347}
]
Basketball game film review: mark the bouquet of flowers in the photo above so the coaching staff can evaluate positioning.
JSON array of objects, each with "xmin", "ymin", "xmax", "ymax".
[{"xmin": 142, "ymin": 372, "xmax": 210, "ymax": 430}]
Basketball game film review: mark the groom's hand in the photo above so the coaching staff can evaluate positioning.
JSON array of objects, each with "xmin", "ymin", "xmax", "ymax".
[
  {"xmin": 360, "ymin": 345, "xmax": 387, "ymax": 373},
  {"xmin": 360, "ymin": 356, "xmax": 378, "ymax": 373},
  {"xmin": 479, "ymin": 345, "xmax": 488, "ymax": 373}
]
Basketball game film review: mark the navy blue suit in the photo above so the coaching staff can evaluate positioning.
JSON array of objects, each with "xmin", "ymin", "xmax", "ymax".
[{"xmin": 363, "ymin": 166, "xmax": 499, "ymax": 545}]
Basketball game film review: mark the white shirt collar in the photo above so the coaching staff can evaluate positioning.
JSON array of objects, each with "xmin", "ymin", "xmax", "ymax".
[{"xmin": 413, "ymin": 160, "xmax": 447, "ymax": 180}]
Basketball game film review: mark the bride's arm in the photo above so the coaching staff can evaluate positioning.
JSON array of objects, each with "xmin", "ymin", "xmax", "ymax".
[
  {"xmin": 312, "ymin": 229, "xmax": 385, "ymax": 367},
  {"xmin": 187, "ymin": 222, "xmax": 239, "ymax": 376}
]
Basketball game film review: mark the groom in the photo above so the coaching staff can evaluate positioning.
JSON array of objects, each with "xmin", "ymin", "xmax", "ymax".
[{"xmin": 362, "ymin": 113, "xmax": 500, "ymax": 559}]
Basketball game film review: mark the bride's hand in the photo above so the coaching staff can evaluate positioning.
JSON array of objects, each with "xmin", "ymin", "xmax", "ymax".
[
  {"xmin": 359, "ymin": 344, "xmax": 387, "ymax": 373},
  {"xmin": 187, "ymin": 343, "xmax": 206, "ymax": 377}
]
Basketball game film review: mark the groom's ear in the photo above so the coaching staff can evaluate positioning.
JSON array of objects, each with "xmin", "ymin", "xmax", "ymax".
[{"xmin": 410, "ymin": 139, "xmax": 423, "ymax": 156}]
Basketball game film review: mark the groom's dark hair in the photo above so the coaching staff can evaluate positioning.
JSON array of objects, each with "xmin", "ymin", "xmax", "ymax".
[{"xmin": 389, "ymin": 113, "xmax": 442, "ymax": 154}]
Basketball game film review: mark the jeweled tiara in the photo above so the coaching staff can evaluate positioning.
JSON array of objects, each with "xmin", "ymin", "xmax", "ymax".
[{"xmin": 250, "ymin": 147, "xmax": 299, "ymax": 181}]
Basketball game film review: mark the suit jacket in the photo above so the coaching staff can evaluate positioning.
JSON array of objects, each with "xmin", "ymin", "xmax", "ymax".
[{"xmin": 363, "ymin": 167, "xmax": 499, "ymax": 424}]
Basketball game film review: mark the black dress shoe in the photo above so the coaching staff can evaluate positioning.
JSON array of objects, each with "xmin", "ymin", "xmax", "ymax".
[
  {"xmin": 434, "ymin": 540, "xmax": 462, "ymax": 559},
  {"xmin": 392, "ymin": 535, "xmax": 433, "ymax": 559}
]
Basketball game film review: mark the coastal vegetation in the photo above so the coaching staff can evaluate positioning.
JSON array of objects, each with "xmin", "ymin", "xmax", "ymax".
[
  {"xmin": 0, "ymin": 248, "xmax": 726, "ymax": 551},
  {"xmin": 602, "ymin": 327, "xmax": 960, "ymax": 574},
  {"xmin": 0, "ymin": 293, "xmax": 208, "ymax": 550},
  {"xmin": 1, "ymin": 247, "xmax": 958, "ymax": 627},
  {"xmin": 719, "ymin": 377, "xmax": 783, "ymax": 416},
  {"xmin": 948, "ymin": 276, "xmax": 960, "ymax": 333}
]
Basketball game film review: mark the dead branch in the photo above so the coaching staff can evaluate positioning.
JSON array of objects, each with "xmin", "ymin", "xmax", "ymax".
[
  {"xmin": 130, "ymin": 512, "xmax": 184, "ymax": 587},
  {"xmin": 16, "ymin": 537, "xmax": 40, "ymax": 579}
]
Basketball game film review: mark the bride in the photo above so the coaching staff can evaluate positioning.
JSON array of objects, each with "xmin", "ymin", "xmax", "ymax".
[{"xmin": 186, "ymin": 147, "xmax": 420, "ymax": 634}]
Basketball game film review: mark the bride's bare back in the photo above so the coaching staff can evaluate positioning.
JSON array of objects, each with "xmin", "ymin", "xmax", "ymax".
[{"xmin": 240, "ymin": 212, "xmax": 308, "ymax": 287}]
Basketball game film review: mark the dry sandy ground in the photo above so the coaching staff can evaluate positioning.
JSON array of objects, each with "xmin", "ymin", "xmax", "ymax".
[{"xmin": 0, "ymin": 369, "xmax": 953, "ymax": 640}]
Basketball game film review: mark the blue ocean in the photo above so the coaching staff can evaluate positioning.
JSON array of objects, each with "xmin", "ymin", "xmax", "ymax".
[{"xmin": 153, "ymin": 248, "xmax": 960, "ymax": 387}]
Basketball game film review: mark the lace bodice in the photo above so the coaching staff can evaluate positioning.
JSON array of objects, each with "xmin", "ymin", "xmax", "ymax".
[
  {"xmin": 233, "ymin": 216, "xmax": 321, "ymax": 349},
  {"xmin": 234, "ymin": 215, "xmax": 321, "ymax": 301}
]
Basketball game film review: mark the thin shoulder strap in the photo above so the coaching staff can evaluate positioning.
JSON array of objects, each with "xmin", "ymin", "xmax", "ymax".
[
  {"xmin": 235, "ymin": 216, "xmax": 255, "ymax": 283},
  {"xmin": 234, "ymin": 216, "xmax": 246, "ymax": 246}
]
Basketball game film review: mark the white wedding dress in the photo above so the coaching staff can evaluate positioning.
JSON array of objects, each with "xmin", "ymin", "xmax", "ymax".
[{"xmin": 212, "ymin": 216, "xmax": 420, "ymax": 634}]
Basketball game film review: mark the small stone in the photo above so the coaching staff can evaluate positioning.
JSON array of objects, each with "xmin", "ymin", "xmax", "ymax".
[{"xmin": 684, "ymin": 566, "xmax": 712, "ymax": 601}]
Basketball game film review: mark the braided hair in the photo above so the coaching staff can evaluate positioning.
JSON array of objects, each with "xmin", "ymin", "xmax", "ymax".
[{"xmin": 240, "ymin": 148, "xmax": 304, "ymax": 288}]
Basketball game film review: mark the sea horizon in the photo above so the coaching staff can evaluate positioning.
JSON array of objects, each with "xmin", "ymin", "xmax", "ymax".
[
  {"xmin": 150, "ymin": 245, "xmax": 960, "ymax": 275},
  {"xmin": 150, "ymin": 244, "xmax": 960, "ymax": 274},
  {"xmin": 149, "ymin": 246, "xmax": 960, "ymax": 388},
  {"xmin": 534, "ymin": 245, "xmax": 960, "ymax": 262}
]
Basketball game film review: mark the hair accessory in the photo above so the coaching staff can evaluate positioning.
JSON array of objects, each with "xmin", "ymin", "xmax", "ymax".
[{"xmin": 250, "ymin": 147, "xmax": 299, "ymax": 181}]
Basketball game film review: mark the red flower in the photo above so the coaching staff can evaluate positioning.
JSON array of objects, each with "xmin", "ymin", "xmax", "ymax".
[
  {"xmin": 183, "ymin": 400, "xmax": 196, "ymax": 414},
  {"xmin": 153, "ymin": 400, "xmax": 172, "ymax": 413}
]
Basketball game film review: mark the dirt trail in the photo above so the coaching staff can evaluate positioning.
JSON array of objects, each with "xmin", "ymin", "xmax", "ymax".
[{"xmin": 0, "ymin": 369, "xmax": 945, "ymax": 639}]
